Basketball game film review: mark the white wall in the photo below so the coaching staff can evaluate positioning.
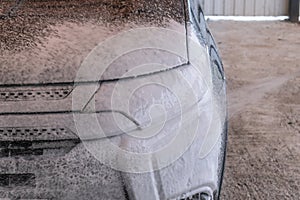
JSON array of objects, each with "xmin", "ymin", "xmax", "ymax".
[{"xmin": 200, "ymin": 0, "xmax": 290, "ymax": 16}]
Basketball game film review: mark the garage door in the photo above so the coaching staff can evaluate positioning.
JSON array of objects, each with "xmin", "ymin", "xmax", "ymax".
[{"xmin": 200, "ymin": 0, "xmax": 290, "ymax": 16}]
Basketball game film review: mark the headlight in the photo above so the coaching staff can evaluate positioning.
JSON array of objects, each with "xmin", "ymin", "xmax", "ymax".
[{"xmin": 72, "ymin": 28, "xmax": 216, "ymax": 173}]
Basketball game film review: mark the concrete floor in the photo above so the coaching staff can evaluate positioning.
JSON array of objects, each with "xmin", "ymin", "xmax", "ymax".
[{"xmin": 208, "ymin": 21, "xmax": 300, "ymax": 199}]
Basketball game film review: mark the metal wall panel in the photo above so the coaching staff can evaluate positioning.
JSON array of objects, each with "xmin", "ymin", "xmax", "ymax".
[
  {"xmin": 214, "ymin": 0, "xmax": 224, "ymax": 15},
  {"xmin": 200, "ymin": 0, "xmax": 290, "ymax": 16},
  {"xmin": 245, "ymin": 0, "xmax": 255, "ymax": 16},
  {"xmin": 254, "ymin": 0, "xmax": 265, "ymax": 16},
  {"xmin": 224, "ymin": 0, "xmax": 235, "ymax": 15},
  {"xmin": 203, "ymin": 0, "xmax": 214, "ymax": 15}
]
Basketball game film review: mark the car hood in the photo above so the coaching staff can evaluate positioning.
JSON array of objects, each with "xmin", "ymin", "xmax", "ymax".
[{"xmin": 0, "ymin": 0, "xmax": 188, "ymax": 85}]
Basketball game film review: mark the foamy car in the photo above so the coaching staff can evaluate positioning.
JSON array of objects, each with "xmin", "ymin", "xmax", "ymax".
[{"xmin": 0, "ymin": 0, "xmax": 226, "ymax": 199}]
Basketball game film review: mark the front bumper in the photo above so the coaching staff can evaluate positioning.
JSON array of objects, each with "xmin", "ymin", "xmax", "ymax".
[{"xmin": 0, "ymin": 60, "xmax": 226, "ymax": 199}]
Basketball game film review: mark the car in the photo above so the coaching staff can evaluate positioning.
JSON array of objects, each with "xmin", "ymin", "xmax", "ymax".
[{"xmin": 0, "ymin": 0, "xmax": 227, "ymax": 199}]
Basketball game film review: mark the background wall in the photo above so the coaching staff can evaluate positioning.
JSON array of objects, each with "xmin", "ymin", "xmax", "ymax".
[{"xmin": 200, "ymin": 0, "xmax": 293, "ymax": 16}]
